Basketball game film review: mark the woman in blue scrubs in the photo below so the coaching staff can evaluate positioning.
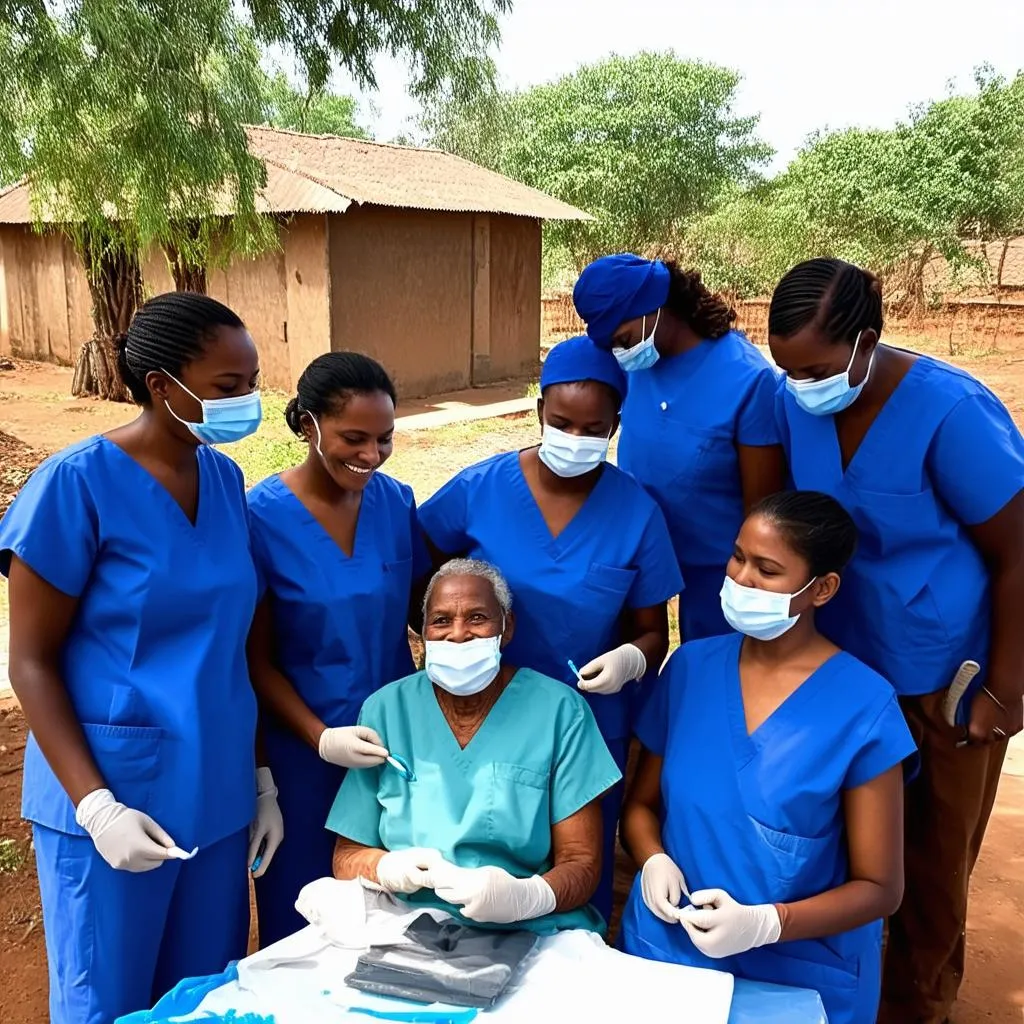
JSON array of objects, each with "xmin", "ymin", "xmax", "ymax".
[
  {"xmin": 0, "ymin": 293, "xmax": 279, "ymax": 1024},
  {"xmin": 418, "ymin": 335, "xmax": 681, "ymax": 923},
  {"xmin": 768, "ymin": 258, "xmax": 1024, "ymax": 1024},
  {"xmin": 573, "ymin": 254, "xmax": 785, "ymax": 641},
  {"xmin": 620, "ymin": 491, "xmax": 916, "ymax": 1024},
  {"xmin": 247, "ymin": 352, "xmax": 431, "ymax": 947}
]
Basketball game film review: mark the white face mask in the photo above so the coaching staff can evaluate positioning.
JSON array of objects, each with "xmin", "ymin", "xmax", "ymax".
[
  {"xmin": 720, "ymin": 574, "xmax": 816, "ymax": 641},
  {"xmin": 785, "ymin": 331, "xmax": 875, "ymax": 416},
  {"xmin": 538, "ymin": 424, "xmax": 611, "ymax": 478},
  {"xmin": 425, "ymin": 634, "xmax": 503, "ymax": 697}
]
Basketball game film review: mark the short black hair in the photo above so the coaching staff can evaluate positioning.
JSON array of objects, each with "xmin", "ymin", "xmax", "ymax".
[
  {"xmin": 768, "ymin": 258, "xmax": 883, "ymax": 344},
  {"xmin": 750, "ymin": 490, "xmax": 858, "ymax": 577},
  {"xmin": 664, "ymin": 261, "xmax": 736, "ymax": 340},
  {"xmin": 116, "ymin": 292, "xmax": 246, "ymax": 405},
  {"xmin": 284, "ymin": 352, "xmax": 397, "ymax": 436}
]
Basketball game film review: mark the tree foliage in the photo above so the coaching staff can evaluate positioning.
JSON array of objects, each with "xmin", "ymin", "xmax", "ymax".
[
  {"xmin": 261, "ymin": 71, "xmax": 369, "ymax": 137},
  {"xmin": 243, "ymin": 0, "xmax": 509, "ymax": 97},
  {"xmin": 0, "ymin": 0, "xmax": 271, "ymax": 260},
  {"xmin": 0, "ymin": 0, "xmax": 508, "ymax": 396},
  {"xmin": 683, "ymin": 68, "xmax": 1024, "ymax": 302},
  {"xmin": 426, "ymin": 52, "xmax": 772, "ymax": 275}
]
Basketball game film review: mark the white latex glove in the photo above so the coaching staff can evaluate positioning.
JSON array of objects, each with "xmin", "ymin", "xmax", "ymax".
[
  {"xmin": 248, "ymin": 767, "xmax": 284, "ymax": 879},
  {"xmin": 432, "ymin": 864, "xmax": 556, "ymax": 924},
  {"xmin": 640, "ymin": 852, "xmax": 689, "ymax": 924},
  {"xmin": 678, "ymin": 888, "xmax": 782, "ymax": 958},
  {"xmin": 375, "ymin": 847, "xmax": 447, "ymax": 894},
  {"xmin": 318, "ymin": 725, "xmax": 389, "ymax": 768},
  {"xmin": 577, "ymin": 643, "xmax": 647, "ymax": 695},
  {"xmin": 75, "ymin": 788, "xmax": 176, "ymax": 872}
]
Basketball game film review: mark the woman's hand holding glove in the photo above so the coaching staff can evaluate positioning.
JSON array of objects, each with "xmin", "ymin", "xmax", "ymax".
[
  {"xmin": 248, "ymin": 767, "xmax": 284, "ymax": 878},
  {"xmin": 318, "ymin": 725, "xmax": 389, "ymax": 768},
  {"xmin": 432, "ymin": 863, "xmax": 556, "ymax": 924},
  {"xmin": 374, "ymin": 848, "xmax": 447, "ymax": 894},
  {"xmin": 576, "ymin": 643, "xmax": 647, "ymax": 695},
  {"xmin": 640, "ymin": 852, "xmax": 690, "ymax": 923},
  {"xmin": 678, "ymin": 888, "xmax": 782, "ymax": 958}
]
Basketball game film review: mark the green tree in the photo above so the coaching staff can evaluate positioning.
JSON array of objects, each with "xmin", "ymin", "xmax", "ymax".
[
  {"xmin": 244, "ymin": 0, "xmax": 509, "ymax": 98},
  {"xmin": 427, "ymin": 52, "xmax": 772, "ymax": 272},
  {"xmin": 0, "ymin": 0, "xmax": 270, "ymax": 397},
  {"xmin": 685, "ymin": 69, "xmax": 1024, "ymax": 305},
  {"xmin": 261, "ymin": 71, "xmax": 369, "ymax": 137},
  {"xmin": 0, "ymin": 0, "xmax": 508, "ymax": 398}
]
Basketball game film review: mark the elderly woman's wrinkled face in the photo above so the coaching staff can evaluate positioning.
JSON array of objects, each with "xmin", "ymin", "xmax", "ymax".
[{"xmin": 424, "ymin": 575, "xmax": 506, "ymax": 645}]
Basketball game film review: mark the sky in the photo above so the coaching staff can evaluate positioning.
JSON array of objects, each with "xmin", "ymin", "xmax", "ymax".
[{"xmin": 330, "ymin": 0, "xmax": 1024, "ymax": 171}]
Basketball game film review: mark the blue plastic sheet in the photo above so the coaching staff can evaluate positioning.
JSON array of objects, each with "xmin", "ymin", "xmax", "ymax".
[
  {"xmin": 113, "ymin": 964, "xmax": 275, "ymax": 1024},
  {"xmin": 730, "ymin": 979, "xmax": 829, "ymax": 1024}
]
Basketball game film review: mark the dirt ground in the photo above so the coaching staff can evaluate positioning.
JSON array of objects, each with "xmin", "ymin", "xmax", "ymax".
[{"xmin": 0, "ymin": 345, "xmax": 1023, "ymax": 1022}]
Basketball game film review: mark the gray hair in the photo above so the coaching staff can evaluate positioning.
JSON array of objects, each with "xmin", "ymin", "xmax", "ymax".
[{"xmin": 423, "ymin": 558, "xmax": 513, "ymax": 619}]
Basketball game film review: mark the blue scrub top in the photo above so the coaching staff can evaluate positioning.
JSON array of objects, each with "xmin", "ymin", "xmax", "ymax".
[
  {"xmin": 247, "ymin": 472, "xmax": 431, "ymax": 728},
  {"xmin": 0, "ymin": 437, "xmax": 258, "ymax": 850},
  {"xmin": 622, "ymin": 633, "xmax": 916, "ymax": 1024},
  {"xmin": 617, "ymin": 330, "xmax": 779, "ymax": 639},
  {"xmin": 418, "ymin": 452, "xmax": 682, "ymax": 740},
  {"xmin": 326, "ymin": 667, "xmax": 622, "ymax": 935},
  {"xmin": 777, "ymin": 355, "xmax": 1024, "ymax": 697}
]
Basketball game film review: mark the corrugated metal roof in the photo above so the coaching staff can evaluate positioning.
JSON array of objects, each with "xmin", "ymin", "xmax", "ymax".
[{"xmin": 0, "ymin": 127, "xmax": 590, "ymax": 224}]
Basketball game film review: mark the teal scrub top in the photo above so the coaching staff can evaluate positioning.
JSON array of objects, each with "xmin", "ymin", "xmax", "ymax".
[{"xmin": 326, "ymin": 667, "xmax": 623, "ymax": 934}]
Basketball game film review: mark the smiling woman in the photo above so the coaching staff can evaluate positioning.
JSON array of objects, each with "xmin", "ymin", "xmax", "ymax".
[{"xmin": 245, "ymin": 352, "xmax": 433, "ymax": 948}]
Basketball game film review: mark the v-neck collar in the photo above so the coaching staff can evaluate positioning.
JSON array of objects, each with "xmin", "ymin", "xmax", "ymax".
[
  {"xmin": 507, "ymin": 450, "xmax": 610, "ymax": 555},
  {"xmin": 726, "ymin": 638, "xmax": 846, "ymax": 766},
  {"xmin": 425, "ymin": 668, "xmax": 520, "ymax": 758},
  {"xmin": 100, "ymin": 436, "xmax": 207, "ymax": 535},
  {"xmin": 823, "ymin": 354, "xmax": 929, "ymax": 481},
  {"xmin": 269, "ymin": 472, "xmax": 372, "ymax": 560}
]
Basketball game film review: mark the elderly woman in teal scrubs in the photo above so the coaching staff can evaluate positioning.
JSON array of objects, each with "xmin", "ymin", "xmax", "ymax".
[{"xmin": 327, "ymin": 559, "xmax": 622, "ymax": 933}]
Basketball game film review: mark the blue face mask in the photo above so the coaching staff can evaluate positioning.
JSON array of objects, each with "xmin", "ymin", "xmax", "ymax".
[
  {"xmin": 163, "ymin": 371, "xmax": 262, "ymax": 445},
  {"xmin": 613, "ymin": 310, "xmax": 661, "ymax": 372},
  {"xmin": 785, "ymin": 331, "xmax": 874, "ymax": 416},
  {"xmin": 720, "ymin": 574, "xmax": 816, "ymax": 642},
  {"xmin": 538, "ymin": 424, "xmax": 611, "ymax": 478}
]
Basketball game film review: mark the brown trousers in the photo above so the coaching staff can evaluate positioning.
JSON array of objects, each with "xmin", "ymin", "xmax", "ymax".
[{"xmin": 877, "ymin": 690, "xmax": 1008, "ymax": 1024}]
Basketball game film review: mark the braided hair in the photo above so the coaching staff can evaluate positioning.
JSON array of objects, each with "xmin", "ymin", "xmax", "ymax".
[
  {"xmin": 768, "ymin": 258, "xmax": 883, "ymax": 343},
  {"xmin": 664, "ymin": 261, "xmax": 736, "ymax": 340},
  {"xmin": 751, "ymin": 490, "xmax": 858, "ymax": 577},
  {"xmin": 284, "ymin": 352, "xmax": 397, "ymax": 437},
  {"xmin": 117, "ymin": 292, "xmax": 245, "ymax": 405}
]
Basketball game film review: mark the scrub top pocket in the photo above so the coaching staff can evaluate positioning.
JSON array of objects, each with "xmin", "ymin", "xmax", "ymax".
[
  {"xmin": 583, "ymin": 564, "xmax": 637, "ymax": 600},
  {"xmin": 487, "ymin": 762, "xmax": 551, "ymax": 869},
  {"xmin": 747, "ymin": 817, "xmax": 839, "ymax": 903},
  {"xmin": 846, "ymin": 487, "xmax": 942, "ymax": 565},
  {"xmin": 23, "ymin": 723, "xmax": 163, "ymax": 836}
]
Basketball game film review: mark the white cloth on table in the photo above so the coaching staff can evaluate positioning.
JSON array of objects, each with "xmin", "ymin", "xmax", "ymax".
[{"xmin": 178, "ymin": 879, "xmax": 734, "ymax": 1024}]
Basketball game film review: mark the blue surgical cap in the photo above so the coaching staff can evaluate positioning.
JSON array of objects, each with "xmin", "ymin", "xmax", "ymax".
[
  {"xmin": 572, "ymin": 253, "xmax": 671, "ymax": 349},
  {"xmin": 540, "ymin": 335, "xmax": 627, "ymax": 400}
]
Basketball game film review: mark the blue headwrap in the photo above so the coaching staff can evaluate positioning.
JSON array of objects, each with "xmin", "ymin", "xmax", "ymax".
[
  {"xmin": 572, "ymin": 254, "xmax": 671, "ymax": 349},
  {"xmin": 540, "ymin": 335, "xmax": 627, "ymax": 400}
]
